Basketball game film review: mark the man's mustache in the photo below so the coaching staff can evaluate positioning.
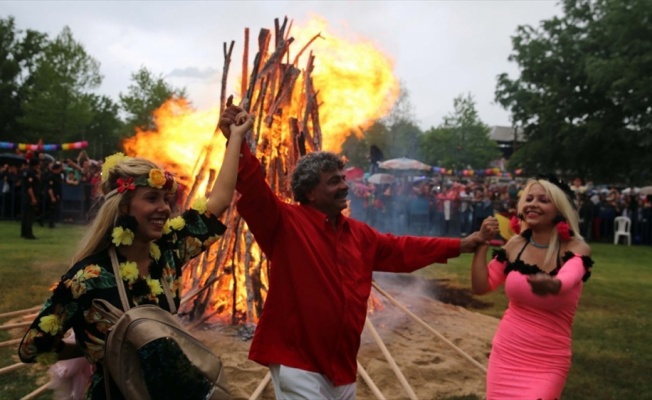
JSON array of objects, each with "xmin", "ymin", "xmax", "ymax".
[{"xmin": 335, "ymin": 189, "xmax": 348, "ymax": 199}]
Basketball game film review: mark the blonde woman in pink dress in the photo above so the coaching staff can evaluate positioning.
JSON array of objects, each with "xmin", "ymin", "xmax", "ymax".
[{"xmin": 472, "ymin": 176, "xmax": 593, "ymax": 400}]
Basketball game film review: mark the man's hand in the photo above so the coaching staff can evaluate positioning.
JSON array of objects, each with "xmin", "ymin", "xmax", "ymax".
[
  {"xmin": 218, "ymin": 97, "xmax": 246, "ymax": 140},
  {"xmin": 459, "ymin": 232, "xmax": 486, "ymax": 253},
  {"xmin": 459, "ymin": 216, "xmax": 499, "ymax": 253},
  {"xmin": 479, "ymin": 216, "xmax": 499, "ymax": 242}
]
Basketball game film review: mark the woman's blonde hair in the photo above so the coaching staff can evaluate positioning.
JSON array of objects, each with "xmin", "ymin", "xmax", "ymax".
[
  {"xmin": 516, "ymin": 178, "xmax": 584, "ymax": 269},
  {"xmin": 72, "ymin": 157, "xmax": 160, "ymax": 264}
]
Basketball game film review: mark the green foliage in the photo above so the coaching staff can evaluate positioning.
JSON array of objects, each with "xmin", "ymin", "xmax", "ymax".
[
  {"xmin": 421, "ymin": 94, "xmax": 500, "ymax": 169},
  {"xmin": 18, "ymin": 26, "xmax": 102, "ymax": 143},
  {"xmin": 340, "ymin": 130, "xmax": 371, "ymax": 169},
  {"xmin": 85, "ymin": 94, "xmax": 124, "ymax": 159},
  {"xmin": 119, "ymin": 66, "xmax": 187, "ymax": 138},
  {"xmin": 496, "ymin": 0, "xmax": 652, "ymax": 184},
  {"xmin": 0, "ymin": 16, "xmax": 47, "ymax": 141}
]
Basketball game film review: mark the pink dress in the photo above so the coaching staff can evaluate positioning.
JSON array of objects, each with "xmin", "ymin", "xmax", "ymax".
[{"xmin": 485, "ymin": 241, "xmax": 593, "ymax": 400}]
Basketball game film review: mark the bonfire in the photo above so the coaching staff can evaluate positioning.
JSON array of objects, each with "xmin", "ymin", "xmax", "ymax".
[{"xmin": 122, "ymin": 16, "xmax": 399, "ymax": 324}]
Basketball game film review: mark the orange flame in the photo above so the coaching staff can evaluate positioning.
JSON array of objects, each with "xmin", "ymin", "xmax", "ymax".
[{"xmin": 291, "ymin": 17, "xmax": 399, "ymax": 152}]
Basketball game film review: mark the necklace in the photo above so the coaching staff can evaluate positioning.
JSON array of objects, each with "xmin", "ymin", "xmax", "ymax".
[{"xmin": 529, "ymin": 236, "xmax": 549, "ymax": 249}]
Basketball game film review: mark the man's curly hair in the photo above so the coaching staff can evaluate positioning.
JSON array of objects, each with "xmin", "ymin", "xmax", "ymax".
[{"xmin": 291, "ymin": 152, "xmax": 345, "ymax": 204}]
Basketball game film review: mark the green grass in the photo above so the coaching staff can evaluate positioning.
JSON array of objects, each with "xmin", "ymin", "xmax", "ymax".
[
  {"xmin": 0, "ymin": 221, "xmax": 85, "ymax": 400},
  {"xmin": 415, "ymin": 243, "xmax": 652, "ymax": 400},
  {"xmin": 1, "ymin": 220, "xmax": 651, "ymax": 399}
]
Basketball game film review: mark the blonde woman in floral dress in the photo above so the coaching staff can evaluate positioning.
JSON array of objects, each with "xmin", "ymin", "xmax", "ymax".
[{"xmin": 18, "ymin": 112, "xmax": 253, "ymax": 399}]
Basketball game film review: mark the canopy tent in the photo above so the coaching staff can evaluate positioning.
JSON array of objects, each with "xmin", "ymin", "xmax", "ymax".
[{"xmin": 379, "ymin": 157, "xmax": 431, "ymax": 171}]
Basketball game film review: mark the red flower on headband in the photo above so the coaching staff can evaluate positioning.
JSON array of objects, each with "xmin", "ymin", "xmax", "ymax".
[
  {"xmin": 116, "ymin": 177, "xmax": 136, "ymax": 193},
  {"xmin": 509, "ymin": 215, "xmax": 521, "ymax": 234},
  {"xmin": 163, "ymin": 171, "xmax": 176, "ymax": 191}
]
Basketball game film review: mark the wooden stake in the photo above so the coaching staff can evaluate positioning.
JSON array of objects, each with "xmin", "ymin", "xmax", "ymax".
[
  {"xmin": 0, "ymin": 321, "xmax": 31, "ymax": 331},
  {"xmin": 357, "ymin": 360, "xmax": 386, "ymax": 400},
  {"xmin": 20, "ymin": 381, "xmax": 51, "ymax": 400},
  {"xmin": 364, "ymin": 317, "xmax": 418, "ymax": 400},
  {"xmin": 180, "ymin": 275, "xmax": 221, "ymax": 305},
  {"xmin": 248, "ymin": 371, "xmax": 271, "ymax": 400},
  {"xmin": 0, "ymin": 362, "xmax": 29, "ymax": 375},
  {"xmin": 0, "ymin": 338, "xmax": 21, "ymax": 348},
  {"xmin": 371, "ymin": 281, "xmax": 487, "ymax": 374},
  {"xmin": 0, "ymin": 306, "xmax": 40, "ymax": 319}
]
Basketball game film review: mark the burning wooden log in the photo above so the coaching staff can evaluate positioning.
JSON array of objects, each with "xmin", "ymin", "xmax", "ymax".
[{"xmin": 180, "ymin": 17, "xmax": 323, "ymax": 325}]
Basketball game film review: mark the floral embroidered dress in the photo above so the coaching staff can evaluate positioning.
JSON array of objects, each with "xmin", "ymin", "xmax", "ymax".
[
  {"xmin": 18, "ymin": 205, "xmax": 226, "ymax": 399},
  {"xmin": 485, "ymin": 230, "xmax": 593, "ymax": 400}
]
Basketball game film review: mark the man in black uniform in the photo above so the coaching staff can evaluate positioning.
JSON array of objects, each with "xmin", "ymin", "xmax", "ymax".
[
  {"xmin": 43, "ymin": 161, "xmax": 63, "ymax": 228},
  {"xmin": 21, "ymin": 158, "xmax": 41, "ymax": 239}
]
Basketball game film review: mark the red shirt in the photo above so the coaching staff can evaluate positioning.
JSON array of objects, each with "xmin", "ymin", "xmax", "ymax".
[{"xmin": 236, "ymin": 144, "xmax": 462, "ymax": 385}]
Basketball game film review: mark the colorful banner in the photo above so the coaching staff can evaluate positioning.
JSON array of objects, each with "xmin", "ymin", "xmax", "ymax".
[
  {"xmin": 430, "ymin": 166, "xmax": 523, "ymax": 178},
  {"xmin": 0, "ymin": 141, "xmax": 88, "ymax": 151}
]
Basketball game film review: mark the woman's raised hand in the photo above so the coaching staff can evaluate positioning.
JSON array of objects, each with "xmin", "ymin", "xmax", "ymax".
[{"xmin": 230, "ymin": 112, "xmax": 254, "ymax": 139}]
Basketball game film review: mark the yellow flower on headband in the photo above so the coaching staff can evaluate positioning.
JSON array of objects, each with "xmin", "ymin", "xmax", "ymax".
[
  {"xmin": 102, "ymin": 152, "xmax": 132, "ymax": 183},
  {"xmin": 148, "ymin": 169, "xmax": 167, "ymax": 189}
]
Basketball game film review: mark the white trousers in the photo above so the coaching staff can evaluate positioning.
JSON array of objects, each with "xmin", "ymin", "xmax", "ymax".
[{"xmin": 269, "ymin": 364, "xmax": 356, "ymax": 400}]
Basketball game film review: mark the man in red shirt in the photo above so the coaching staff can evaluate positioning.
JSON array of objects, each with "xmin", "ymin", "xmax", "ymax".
[{"xmin": 220, "ymin": 106, "xmax": 491, "ymax": 399}]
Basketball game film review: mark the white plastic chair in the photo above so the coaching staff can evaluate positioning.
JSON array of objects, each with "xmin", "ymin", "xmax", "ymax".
[{"xmin": 614, "ymin": 216, "xmax": 631, "ymax": 245}]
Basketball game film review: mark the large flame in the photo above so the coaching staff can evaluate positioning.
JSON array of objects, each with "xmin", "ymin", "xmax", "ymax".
[
  {"xmin": 121, "ymin": 16, "xmax": 399, "ymax": 324},
  {"xmin": 291, "ymin": 17, "xmax": 399, "ymax": 152}
]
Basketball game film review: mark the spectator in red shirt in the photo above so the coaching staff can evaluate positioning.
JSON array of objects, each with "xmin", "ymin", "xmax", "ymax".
[{"xmin": 219, "ymin": 106, "xmax": 492, "ymax": 399}]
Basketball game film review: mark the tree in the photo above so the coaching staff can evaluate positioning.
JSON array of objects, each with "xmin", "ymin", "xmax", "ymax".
[
  {"xmin": 119, "ymin": 67, "xmax": 187, "ymax": 137},
  {"xmin": 0, "ymin": 16, "xmax": 47, "ymax": 141},
  {"xmin": 340, "ymin": 121, "xmax": 391, "ymax": 169},
  {"xmin": 19, "ymin": 26, "xmax": 102, "ymax": 143},
  {"xmin": 495, "ymin": 0, "xmax": 652, "ymax": 184},
  {"xmin": 84, "ymin": 94, "xmax": 123, "ymax": 159},
  {"xmin": 420, "ymin": 94, "xmax": 500, "ymax": 170}
]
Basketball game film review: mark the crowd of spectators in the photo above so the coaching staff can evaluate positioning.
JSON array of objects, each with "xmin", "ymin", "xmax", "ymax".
[
  {"xmin": 1, "ymin": 150, "xmax": 102, "ymax": 225},
  {"xmin": 347, "ymin": 175, "xmax": 652, "ymax": 246},
  {"xmin": 3, "ymin": 152, "xmax": 652, "ymax": 246}
]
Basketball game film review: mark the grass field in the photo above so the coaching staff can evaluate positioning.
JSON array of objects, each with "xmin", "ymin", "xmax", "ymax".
[{"xmin": 1, "ymin": 220, "xmax": 651, "ymax": 399}]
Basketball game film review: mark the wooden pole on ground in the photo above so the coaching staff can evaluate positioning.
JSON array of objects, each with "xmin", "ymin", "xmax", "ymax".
[
  {"xmin": 364, "ymin": 317, "xmax": 418, "ymax": 400},
  {"xmin": 248, "ymin": 371, "xmax": 271, "ymax": 400},
  {"xmin": 21, "ymin": 381, "xmax": 51, "ymax": 400},
  {"xmin": 372, "ymin": 281, "xmax": 487, "ymax": 374},
  {"xmin": 0, "ymin": 362, "xmax": 29, "ymax": 375},
  {"xmin": 0, "ymin": 338, "xmax": 21, "ymax": 348},
  {"xmin": 357, "ymin": 360, "xmax": 386, "ymax": 400},
  {"xmin": 0, "ymin": 321, "xmax": 31, "ymax": 331},
  {"xmin": 180, "ymin": 275, "xmax": 221, "ymax": 305},
  {"xmin": 0, "ymin": 306, "xmax": 40, "ymax": 319}
]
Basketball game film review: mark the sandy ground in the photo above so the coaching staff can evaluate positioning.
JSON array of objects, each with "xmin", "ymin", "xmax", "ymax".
[{"xmin": 193, "ymin": 273, "xmax": 500, "ymax": 400}]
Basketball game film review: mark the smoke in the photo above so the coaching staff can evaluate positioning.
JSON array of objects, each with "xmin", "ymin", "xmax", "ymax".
[{"xmin": 370, "ymin": 272, "xmax": 439, "ymax": 333}]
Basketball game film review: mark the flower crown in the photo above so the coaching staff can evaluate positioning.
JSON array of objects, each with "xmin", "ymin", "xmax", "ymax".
[{"xmin": 102, "ymin": 152, "xmax": 177, "ymax": 200}]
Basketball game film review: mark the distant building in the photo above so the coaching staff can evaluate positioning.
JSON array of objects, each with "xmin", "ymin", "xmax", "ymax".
[{"xmin": 489, "ymin": 126, "xmax": 525, "ymax": 159}]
